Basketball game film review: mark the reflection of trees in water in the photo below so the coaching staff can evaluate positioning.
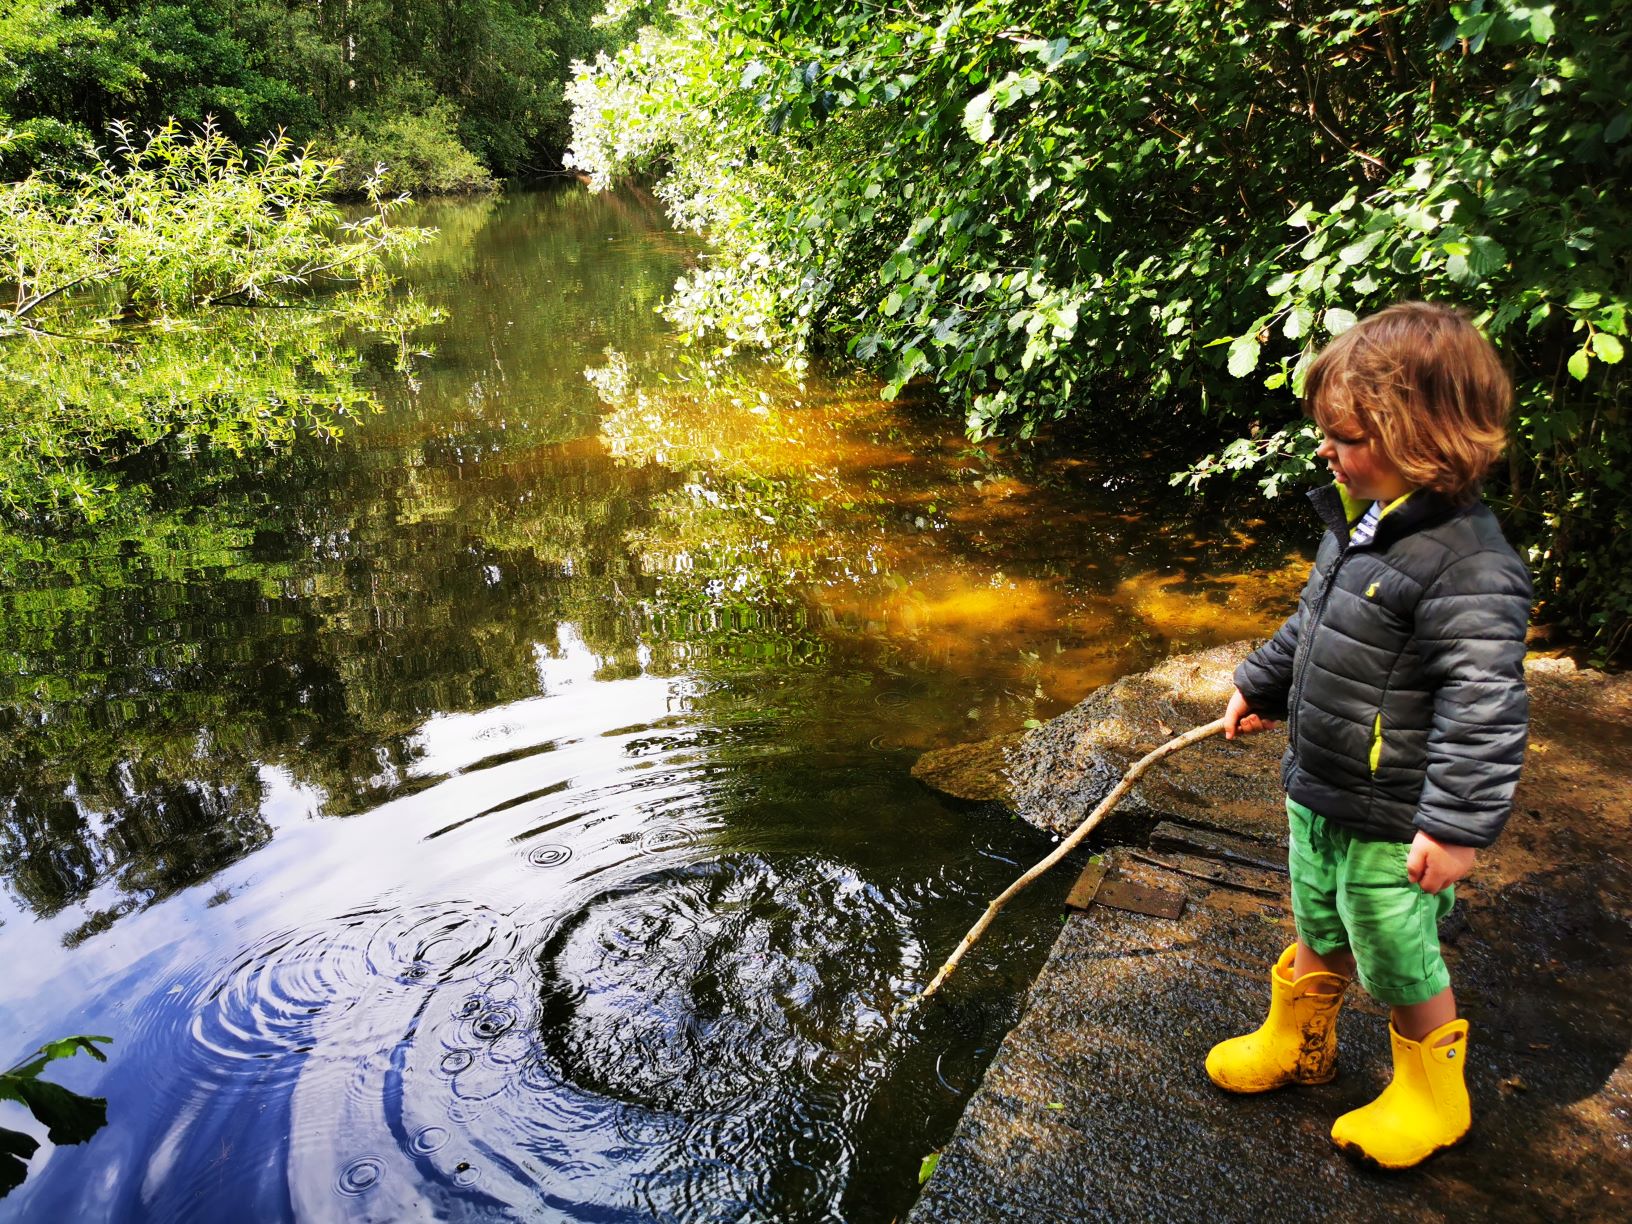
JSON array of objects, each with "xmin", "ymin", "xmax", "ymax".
[
  {"xmin": 0, "ymin": 187, "xmax": 1305, "ymax": 937},
  {"xmin": 0, "ymin": 440, "xmax": 675, "ymax": 925},
  {"xmin": 0, "ymin": 186, "xmax": 704, "ymax": 931},
  {"xmin": 594, "ymin": 350, "xmax": 1312, "ymax": 692}
]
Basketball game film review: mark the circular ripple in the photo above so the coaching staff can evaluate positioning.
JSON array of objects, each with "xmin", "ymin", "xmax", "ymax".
[
  {"xmin": 364, "ymin": 905, "xmax": 517, "ymax": 987},
  {"xmin": 439, "ymin": 1049, "xmax": 475, "ymax": 1076},
  {"xmin": 526, "ymin": 844, "xmax": 573, "ymax": 868},
  {"xmin": 336, "ymin": 1155, "xmax": 385, "ymax": 1197},
  {"xmin": 470, "ymin": 1006, "xmax": 517, "ymax": 1041},
  {"xmin": 184, "ymin": 924, "xmax": 373, "ymax": 1082},
  {"xmin": 637, "ymin": 825, "xmax": 696, "ymax": 855},
  {"xmin": 535, "ymin": 854, "xmax": 920, "ymax": 1114},
  {"xmin": 409, "ymin": 1126, "xmax": 450, "ymax": 1156}
]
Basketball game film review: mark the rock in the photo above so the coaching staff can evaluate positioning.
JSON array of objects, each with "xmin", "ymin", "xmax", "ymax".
[
  {"xmin": 910, "ymin": 732, "xmax": 1023, "ymax": 802},
  {"xmin": 1004, "ymin": 642, "xmax": 1287, "ymax": 843}
]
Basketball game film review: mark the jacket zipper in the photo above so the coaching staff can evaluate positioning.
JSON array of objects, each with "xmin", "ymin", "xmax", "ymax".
[{"xmin": 1286, "ymin": 538, "xmax": 1353, "ymax": 760}]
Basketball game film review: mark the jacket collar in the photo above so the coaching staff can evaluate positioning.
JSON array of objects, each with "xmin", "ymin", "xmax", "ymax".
[{"xmin": 1307, "ymin": 483, "xmax": 1462, "ymax": 550}]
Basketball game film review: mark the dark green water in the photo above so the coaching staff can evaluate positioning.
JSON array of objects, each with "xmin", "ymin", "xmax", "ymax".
[{"xmin": 0, "ymin": 186, "xmax": 1306, "ymax": 1222}]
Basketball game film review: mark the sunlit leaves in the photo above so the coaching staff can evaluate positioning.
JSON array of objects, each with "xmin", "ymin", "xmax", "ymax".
[
  {"xmin": 1, "ymin": 1034, "xmax": 111, "ymax": 1198},
  {"xmin": 0, "ymin": 124, "xmax": 438, "ymax": 523},
  {"xmin": 570, "ymin": 0, "xmax": 1632, "ymax": 657}
]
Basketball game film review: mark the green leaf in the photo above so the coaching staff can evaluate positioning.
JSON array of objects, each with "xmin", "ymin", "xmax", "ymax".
[
  {"xmin": 963, "ymin": 90, "xmax": 996, "ymax": 143},
  {"xmin": 1283, "ymin": 306, "xmax": 1313, "ymax": 340},
  {"xmin": 1606, "ymin": 110, "xmax": 1631, "ymax": 144},
  {"xmin": 2, "ymin": 1078, "xmax": 107, "ymax": 1147},
  {"xmin": 1324, "ymin": 308, "xmax": 1358, "ymax": 336},
  {"xmin": 919, "ymin": 1152, "xmax": 941, "ymax": 1184},
  {"xmin": 1338, "ymin": 232, "xmax": 1383, "ymax": 265},
  {"xmin": 1226, "ymin": 334, "xmax": 1261, "ymax": 378},
  {"xmin": 1590, "ymin": 333, "xmax": 1624, "ymax": 364},
  {"xmin": 1466, "ymin": 236, "xmax": 1507, "ymax": 278},
  {"xmin": 1, "ymin": 1128, "xmax": 40, "ymax": 1199},
  {"xmin": 1567, "ymin": 348, "xmax": 1590, "ymax": 380},
  {"xmin": 6, "ymin": 1036, "xmax": 112, "ymax": 1081}
]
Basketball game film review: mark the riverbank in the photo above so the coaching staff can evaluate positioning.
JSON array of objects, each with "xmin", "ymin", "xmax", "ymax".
[{"xmin": 909, "ymin": 643, "xmax": 1632, "ymax": 1221}]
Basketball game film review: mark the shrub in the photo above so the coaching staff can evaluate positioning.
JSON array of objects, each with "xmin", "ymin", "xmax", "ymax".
[
  {"xmin": 325, "ymin": 96, "xmax": 496, "ymax": 196},
  {"xmin": 569, "ymin": 0, "xmax": 1632, "ymax": 660}
]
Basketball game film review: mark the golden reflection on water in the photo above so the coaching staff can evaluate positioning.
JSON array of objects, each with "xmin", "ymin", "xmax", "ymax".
[{"xmin": 595, "ymin": 355, "xmax": 1309, "ymax": 737}]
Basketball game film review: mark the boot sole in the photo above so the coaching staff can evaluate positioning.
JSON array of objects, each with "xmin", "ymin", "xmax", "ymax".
[
  {"xmin": 1208, "ymin": 1068, "xmax": 1338, "ymax": 1094},
  {"xmin": 1332, "ymin": 1128, "xmax": 1468, "ymax": 1172}
]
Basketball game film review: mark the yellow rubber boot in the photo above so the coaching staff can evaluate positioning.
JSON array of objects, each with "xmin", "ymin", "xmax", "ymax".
[
  {"xmin": 1206, "ymin": 944, "xmax": 1348, "ymax": 1093},
  {"xmin": 1330, "ymin": 1018, "xmax": 1471, "ymax": 1169}
]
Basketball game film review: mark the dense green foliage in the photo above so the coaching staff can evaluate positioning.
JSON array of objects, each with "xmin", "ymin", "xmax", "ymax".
[
  {"xmin": 1, "ymin": 0, "xmax": 615, "ymax": 189},
  {"xmin": 569, "ymin": 0, "xmax": 1632, "ymax": 660},
  {"xmin": 0, "ymin": 122, "xmax": 436, "ymax": 520}
]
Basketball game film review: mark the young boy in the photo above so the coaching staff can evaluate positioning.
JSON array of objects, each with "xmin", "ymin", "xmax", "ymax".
[{"xmin": 1207, "ymin": 301, "xmax": 1532, "ymax": 1170}]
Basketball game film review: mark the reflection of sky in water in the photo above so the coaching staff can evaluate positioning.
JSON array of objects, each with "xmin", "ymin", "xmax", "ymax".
[
  {"xmin": 1, "ymin": 625, "xmax": 935, "ymax": 1221},
  {"xmin": 0, "ymin": 186, "xmax": 1313, "ymax": 1221}
]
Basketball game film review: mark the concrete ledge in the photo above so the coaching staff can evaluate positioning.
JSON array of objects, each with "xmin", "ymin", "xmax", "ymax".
[{"xmin": 908, "ymin": 651, "xmax": 1632, "ymax": 1222}]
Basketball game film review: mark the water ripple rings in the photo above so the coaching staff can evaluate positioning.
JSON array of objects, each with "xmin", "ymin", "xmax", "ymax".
[
  {"xmin": 471, "ymin": 1005, "xmax": 518, "ymax": 1041},
  {"xmin": 363, "ymin": 904, "xmax": 517, "ymax": 987},
  {"xmin": 637, "ymin": 825, "xmax": 696, "ymax": 855},
  {"xmin": 183, "ymin": 925, "xmax": 372, "ymax": 1084},
  {"xmin": 439, "ymin": 1049, "xmax": 475, "ymax": 1076},
  {"xmin": 409, "ymin": 1126, "xmax": 450, "ymax": 1156},
  {"xmin": 526, "ymin": 843, "xmax": 573, "ymax": 868},
  {"xmin": 534, "ymin": 853, "xmax": 922, "ymax": 1115},
  {"xmin": 335, "ymin": 1155, "xmax": 385, "ymax": 1197}
]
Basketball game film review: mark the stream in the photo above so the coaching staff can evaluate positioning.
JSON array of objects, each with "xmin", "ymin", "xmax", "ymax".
[{"xmin": 0, "ymin": 185, "xmax": 1308, "ymax": 1222}]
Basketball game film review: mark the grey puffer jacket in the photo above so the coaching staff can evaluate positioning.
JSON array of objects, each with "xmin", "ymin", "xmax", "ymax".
[{"xmin": 1235, "ymin": 483, "xmax": 1531, "ymax": 848}]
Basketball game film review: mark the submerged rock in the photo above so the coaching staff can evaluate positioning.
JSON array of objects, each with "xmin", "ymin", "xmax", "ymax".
[
  {"xmin": 910, "ymin": 732, "xmax": 1023, "ymax": 802},
  {"xmin": 915, "ymin": 641, "xmax": 1288, "ymax": 842}
]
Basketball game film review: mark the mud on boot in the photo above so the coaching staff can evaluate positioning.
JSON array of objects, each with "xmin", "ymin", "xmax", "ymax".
[{"xmin": 1206, "ymin": 944, "xmax": 1349, "ymax": 1094}]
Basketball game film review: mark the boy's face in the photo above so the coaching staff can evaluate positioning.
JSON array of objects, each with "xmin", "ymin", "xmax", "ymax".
[{"xmin": 1316, "ymin": 426, "xmax": 1414, "ymax": 503}]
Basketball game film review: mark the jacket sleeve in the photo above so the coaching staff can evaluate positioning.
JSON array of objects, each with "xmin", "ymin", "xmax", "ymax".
[
  {"xmin": 1411, "ymin": 550, "xmax": 1532, "ymax": 848},
  {"xmin": 1233, "ymin": 602, "xmax": 1302, "ymax": 721}
]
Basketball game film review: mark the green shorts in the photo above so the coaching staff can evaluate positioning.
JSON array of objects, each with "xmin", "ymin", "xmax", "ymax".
[{"xmin": 1286, "ymin": 797, "xmax": 1454, "ymax": 1007}]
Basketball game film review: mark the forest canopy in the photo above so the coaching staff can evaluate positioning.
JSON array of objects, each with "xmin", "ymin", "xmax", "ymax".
[
  {"xmin": 1, "ymin": 0, "xmax": 617, "ymax": 187},
  {"xmin": 567, "ymin": 0, "xmax": 1632, "ymax": 660}
]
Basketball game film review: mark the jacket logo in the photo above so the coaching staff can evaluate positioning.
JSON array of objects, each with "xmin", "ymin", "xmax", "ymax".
[{"xmin": 1365, "ymin": 582, "xmax": 1379, "ymax": 598}]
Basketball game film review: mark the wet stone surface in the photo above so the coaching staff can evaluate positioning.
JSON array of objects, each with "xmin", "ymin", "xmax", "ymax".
[
  {"xmin": 910, "ymin": 648, "xmax": 1632, "ymax": 1223},
  {"xmin": 1004, "ymin": 642, "xmax": 1287, "ymax": 842}
]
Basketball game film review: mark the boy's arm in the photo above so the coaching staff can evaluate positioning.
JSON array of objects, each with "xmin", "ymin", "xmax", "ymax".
[
  {"xmin": 1412, "ymin": 550, "xmax": 1533, "ymax": 849},
  {"xmin": 1232, "ymin": 602, "xmax": 1302, "ymax": 721}
]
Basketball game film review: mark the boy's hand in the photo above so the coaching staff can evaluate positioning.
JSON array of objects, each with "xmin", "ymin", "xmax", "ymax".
[
  {"xmin": 1223, "ymin": 687, "xmax": 1279, "ymax": 740},
  {"xmin": 1406, "ymin": 831, "xmax": 1476, "ymax": 894}
]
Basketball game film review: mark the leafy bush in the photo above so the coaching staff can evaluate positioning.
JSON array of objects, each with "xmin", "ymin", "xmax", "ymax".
[
  {"xmin": 569, "ymin": 0, "xmax": 1632, "ymax": 661},
  {"xmin": 325, "ymin": 95, "xmax": 497, "ymax": 196},
  {"xmin": 0, "ymin": 122, "xmax": 438, "ymax": 522}
]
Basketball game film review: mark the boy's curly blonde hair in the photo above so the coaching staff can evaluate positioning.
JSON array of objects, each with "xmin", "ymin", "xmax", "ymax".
[{"xmin": 1304, "ymin": 301, "xmax": 1512, "ymax": 503}]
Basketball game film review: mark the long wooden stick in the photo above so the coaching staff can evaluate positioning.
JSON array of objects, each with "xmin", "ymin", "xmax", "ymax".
[{"xmin": 901, "ymin": 717, "xmax": 1227, "ymax": 1013}]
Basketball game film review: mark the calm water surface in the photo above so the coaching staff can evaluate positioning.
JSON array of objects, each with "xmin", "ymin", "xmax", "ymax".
[{"xmin": 0, "ymin": 186, "xmax": 1307, "ymax": 1221}]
